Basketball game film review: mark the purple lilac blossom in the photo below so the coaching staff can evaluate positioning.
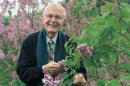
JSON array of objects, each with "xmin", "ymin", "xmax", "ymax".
[{"xmin": 77, "ymin": 44, "xmax": 93, "ymax": 56}]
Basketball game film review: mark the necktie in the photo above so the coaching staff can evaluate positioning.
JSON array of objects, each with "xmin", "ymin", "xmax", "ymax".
[{"xmin": 48, "ymin": 39, "xmax": 54, "ymax": 61}]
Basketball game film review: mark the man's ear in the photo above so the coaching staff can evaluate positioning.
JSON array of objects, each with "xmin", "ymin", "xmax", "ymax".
[{"xmin": 42, "ymin": 16, "xmax": 44, "ymax": 20}]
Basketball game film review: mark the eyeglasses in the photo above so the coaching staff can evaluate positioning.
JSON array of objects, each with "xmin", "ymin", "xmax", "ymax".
[{"xmin": 45, "ymin": 14, "xmax": 65, "ymax": 21}]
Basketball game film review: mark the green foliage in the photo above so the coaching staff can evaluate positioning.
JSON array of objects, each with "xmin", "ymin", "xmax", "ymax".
[
  {"xmin": 2, "ymin": 16, "xmax": 9, "ymax": 26},
  {"xmin": 61, "ymin": 38, "xmax": 79, "ymax": 85},
  {"xmin": 97, "ymin": 79, "xmax": 108, "ymax": 86},
  {"xmin": 83, "ymin": 1, "xmax": 130, "ymax": 86},
  {"xmin": 106, "ymin": 79, "xmax": 121, "ymax": 86},
  {"xmin": 71, "ymin": 0, "xmax": 100, "ymax": 19},
  {"xmin": 121, "ymin": 63, "xmax": 130, "ymax": 71},
  {"xmin": 0, "ymin": 59, "xmax": 24, "ymax": 86},
  {"xmin": 2, "ymin": 41, "xmax": 17, "ymax": 54},
  {"xmin": 121, "ymin": 74, "xmax": 130, "ymax": 81},
  {"xmin": 120, "ymin": 3, "xmax": 130, "ymax": 24},
  {"xmin": 101, "ymin": 2, "xmax": 116, "ymax": 15},
  {"xmin": 71, "ymin": 0, "xmax": 84, "ymax": 14},
  {"xmin": 63, "ymin": 0, "xmax": 130, "ymax": 86}
]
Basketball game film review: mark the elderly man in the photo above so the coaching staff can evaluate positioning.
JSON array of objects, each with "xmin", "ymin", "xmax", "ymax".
[{"xmin": 17, "ymin": 3, "xmax": 87, "ymax": 86}]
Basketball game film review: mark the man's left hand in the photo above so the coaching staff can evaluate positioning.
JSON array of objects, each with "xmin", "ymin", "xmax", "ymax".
[{"xmin": 73, "ymin": 73, "xmax": 86, "ymax": 86}]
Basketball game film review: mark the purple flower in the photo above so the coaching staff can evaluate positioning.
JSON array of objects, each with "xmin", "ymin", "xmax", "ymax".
[
  {"xmin": 42, "ymin": 71, "xmax": 62, "ymax": 86},
  {"xmin": 77, "ymin": 44, "xmax": 93, "ymax": 57},
  {"xmin": 19, "ymin": 0, "xmax": 32, "ymax": 5},
  {"xmin": 8, "ymin": 0, "xmax": 15, "ymax": 3},
  {"xmin": 7, "ymin": 32, "xmax": 16, "ymax": 42}
]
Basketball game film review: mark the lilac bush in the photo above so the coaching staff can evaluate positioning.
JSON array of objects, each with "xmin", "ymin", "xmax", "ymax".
[{"xmin": 0, "ymin": 0, "xmax": 45, "ymax": 85}]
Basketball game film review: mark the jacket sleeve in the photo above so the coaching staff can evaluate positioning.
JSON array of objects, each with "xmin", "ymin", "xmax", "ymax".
[
  {"xmin": 16, "ymin": 38, "xmax": 43, "ymax": 84},
  {"xmin": 76, "ymin": 61, "xmax": 87, "ymax": 80}
]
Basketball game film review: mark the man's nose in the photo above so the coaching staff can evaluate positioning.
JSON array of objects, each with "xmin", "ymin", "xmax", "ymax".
[{"xmin": 51, "ymin": 17, "xmax": 57, "ymax": 22}]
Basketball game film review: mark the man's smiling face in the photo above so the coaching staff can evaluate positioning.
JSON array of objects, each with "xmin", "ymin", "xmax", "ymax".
[{"xmin": 42, "ymin": 3, "xmax": 66, "ymax": 38}]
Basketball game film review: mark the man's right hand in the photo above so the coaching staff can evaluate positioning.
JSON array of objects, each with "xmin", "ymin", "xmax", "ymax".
[{"xmin": 42, "ymin": 61, "xmax": 64, "ymax": 73}]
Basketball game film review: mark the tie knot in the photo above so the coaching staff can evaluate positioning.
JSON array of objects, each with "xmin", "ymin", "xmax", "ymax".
[{"xmin": 48, "ymin": 39, "xmax": 54, "ymax": 45}]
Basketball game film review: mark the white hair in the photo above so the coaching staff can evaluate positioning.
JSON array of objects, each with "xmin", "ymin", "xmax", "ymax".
[{"xmin": 42, "ymin": 3, "xmax": 66, "ymax": 18}]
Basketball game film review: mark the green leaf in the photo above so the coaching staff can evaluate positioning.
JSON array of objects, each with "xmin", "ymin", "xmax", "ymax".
[
  {"xmin": 120, "ymin": 3, "xmax": 130, "ymax": 18},
  {"xmin": 69, "ymin": 69, "xmax": 76, "ymax": 76},
  {"xmin": 10, "ymin": 79, "xmax": 24, "ymax": 86},
  {"xmin": 105, "ymin": 16, "xmax": 118, "ymax": 29},
  {"xmin": 97, "ymin": 79, "xmax": 108, "ymax": 86},
  {"xmin": 64, "ymin": 59, "xmax": 75, "ymax": 67},
  {"xmin": 71, "ymin": 0, "xmax": 83, "ymax": 14},
  {"xmin": 101, "ymin": 2, "xmax": 115, "ymax": 15},
  {"xmin": 82, "ymin": 6, "xmax": 99, "ymax": 18},
  {"xmin": 121, "ymin": 63, "xmax": 130, "ymax": 71},
  {"xmin": 121, "ymin": 74, "xmax": 130, "ymax": 81},
  {"xmin": 2, "ymin": 16, "xmax": 9, "ymax": 25},
  {"xmin": 107, "ymin": 79, "xmax": 121, "ymax": 86},
  {"xmin": 62, "ymin": 72, "xmax": 70, "ymax": 80},
  {"xmin": 62, "ymin": 79, "xmax": 72, "ymax": 86},
  {"xmin": 120, "ymin": 3, "xmax": 130, "ymax": 24},
  {"xmin": 85, "ymin": 22, "xmax": 105, "ymax": 46}
]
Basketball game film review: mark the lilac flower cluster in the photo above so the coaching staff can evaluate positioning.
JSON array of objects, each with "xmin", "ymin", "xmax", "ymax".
[
  {"xmin": 42, "ymin": 72, "xmax": 62, "ymax": 86},
  {"xmin": 42, "ymin": 61, "xmax": 64, "ymax": 86},
  {"xmin": 19, "ymin": 0, "xmax": 32, "ymax": 5},
  {"xmin": 77, "ymin": 44, "xmax": 93, "ymax": 56},
  {"xmin": 42, "ymin": 60, "xmax": 70, "ymax": 86}
]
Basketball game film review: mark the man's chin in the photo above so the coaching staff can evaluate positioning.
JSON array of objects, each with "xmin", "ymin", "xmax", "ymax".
[{"xmin": 47, "ymin": 28, "xmax": 58, "ymax": 33}]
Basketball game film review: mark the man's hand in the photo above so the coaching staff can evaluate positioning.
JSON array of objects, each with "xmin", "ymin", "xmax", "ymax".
[
  {"xmin": 73, "ymin": 73, "xmax": 86, "ymax": 86},
  {"xmin": 42, "ymin": 61, "xmax": 64, "ymax": 73}
]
